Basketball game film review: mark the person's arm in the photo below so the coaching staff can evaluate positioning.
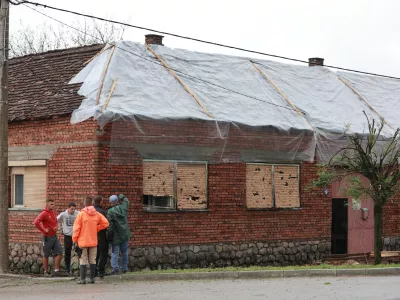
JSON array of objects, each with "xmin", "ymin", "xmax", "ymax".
[
  {"xmin": 56, "ymin": 211, "xmax": 64, "ymax": 222},
  {"xmin": 72, "ymin": 213, "xmax": 82, "ymax": 243},
  {"xmin": 97, "ymin": 213, "xmax": 109, "ymax": 232},
  {"xmin": 56, "ymin": 212, "xmax": 65, "ymax": 230},
  {"xmin": 33, "ymin": 211, "xmax": 49, "ymax": 235},
  {"xmin": 106, "ymin": 211, "xmax": 114, "ymax": 240},
  {"xmin": 118, "ymin": 194, "xmax": 129, "ymax": 210}
]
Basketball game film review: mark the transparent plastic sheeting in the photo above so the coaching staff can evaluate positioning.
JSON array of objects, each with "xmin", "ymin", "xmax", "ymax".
[{"xmin": 70, "ymin": 41, "xmax": 396, "ymax": 164}]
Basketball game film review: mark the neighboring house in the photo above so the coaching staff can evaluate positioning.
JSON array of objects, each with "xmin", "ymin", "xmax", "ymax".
[{"xmin": 7, "ymin": 36, "xmax": 400, "ymax": 274}]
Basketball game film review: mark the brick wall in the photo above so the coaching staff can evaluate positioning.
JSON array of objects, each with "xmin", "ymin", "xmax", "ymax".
[
  {"xmin": 7, "ymin": 116, "xmax": 400, "ymax": 250},
  {"xmin": 9, "ymin": 118, "xmax": 98, "ymax": 146},
  {"xmin": 8, "ymin": 117, "xmax": 99, "ymax": 244},
  {"xmin": 97, "ymin": 144, "xmax": 332, "ymax": 246},
  {"xmin": 383, "ymin": 196, "xmax": 400, "ymax": 237}
]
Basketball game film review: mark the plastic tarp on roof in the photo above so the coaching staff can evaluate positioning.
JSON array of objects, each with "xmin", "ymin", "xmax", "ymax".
[
  {"xmin": 338, "ymin": 72, "xmax": 400, "ymax": 129},
  {"xmin": 252, "ymin": 61, "xmax": 394, "ymax": 162},
  {"xmin": 69, "ymin": 41, "xmax": 396, "ymax": 163}
]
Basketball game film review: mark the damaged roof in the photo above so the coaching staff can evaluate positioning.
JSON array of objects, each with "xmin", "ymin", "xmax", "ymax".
[{"xmin": 8, "ymin": 44, "xmax": 104, "ymax": 122}]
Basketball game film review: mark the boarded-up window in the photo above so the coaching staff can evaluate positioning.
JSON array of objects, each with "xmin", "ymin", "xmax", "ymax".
[
  {"xmin": 143, "ymin": 162, "xmax": 175, "ymax": 210},
  {"xmin": 11, "ymin": 166, "xmax": 47, "ymax": 209},
  {"xmin": 246, "ymin": 164, "xmax": 300, "ymax": 209},
  {"xmin": 177, "ymin": 164, "xmax": 207, "ymax": 210},
  {"xmin": 143, "ymin": 161, "xmax": 207, "ymax": 211},
  {"xmin": 274, "ymin": 165, "xmax": 300, "ymax": 208},
  {"xmin": 246, "ymin": 164, "xmax": 273, "ymax": 208}
]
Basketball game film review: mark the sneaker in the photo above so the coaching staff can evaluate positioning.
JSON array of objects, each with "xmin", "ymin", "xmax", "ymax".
[
  {"xmin": 76, "ymin": 279, "xmax": 86, "ymax": 284},
  {"xmin": 87, "ymin": 278, "xmax": 95, "ymax": 284},
  {"xmin": 43, "ymin": 271, "xmax": 52, "ymax": 277},
  {"xmin": 121, "ymin": 270, "xmax": 128, "ymax": 274},
  {"xmin": 110, "ymin": 269, "xmax": 119, "ymax": 275},
  {"xmin": 53, "ymin": 270, "xmax": 67, "ymax": 277}
]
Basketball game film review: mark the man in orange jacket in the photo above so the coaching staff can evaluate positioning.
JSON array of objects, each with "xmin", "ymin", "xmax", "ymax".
[{"xmin": 73, "ymin": 197, "xmax": 109, "ymax": 284}]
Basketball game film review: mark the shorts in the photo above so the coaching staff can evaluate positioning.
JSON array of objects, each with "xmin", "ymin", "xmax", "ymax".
[{"xmin": 42, "ymin": 235, "xmax": 63, "ymax": 258}]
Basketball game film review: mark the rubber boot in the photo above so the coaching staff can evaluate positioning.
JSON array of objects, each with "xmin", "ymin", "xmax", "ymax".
[
  {"xmin": 88, "ymin": 264, "xmax": 96, "ymax": 284},
  {"xmin": 77, "ymin": 265, "xmax": 87, "ymax": 284},
  {"xmin": 65, "ymin": 263, "xmax": 71, "ymax": 276}
]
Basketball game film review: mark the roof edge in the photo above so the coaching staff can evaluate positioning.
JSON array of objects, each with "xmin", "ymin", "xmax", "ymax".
[{"xmin": 10, "ymin": 43, "xmax": 105, "ymax": 64}]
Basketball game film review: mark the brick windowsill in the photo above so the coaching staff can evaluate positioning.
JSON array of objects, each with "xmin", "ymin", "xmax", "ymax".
[
  {"xmin": 247, "ymin": 207, "xmax": 302, "ymax": 212},
  {"xmin": 143, "ymin": 209, "xmax": 210, "ymax": 213}
]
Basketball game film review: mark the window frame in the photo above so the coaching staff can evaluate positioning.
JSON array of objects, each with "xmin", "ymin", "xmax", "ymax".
[
  {"xmin": 246, "ymin": 163, "xmax": 301, "ymax": 210},
  {"xmin": 142, "ymin": 160, "xmax": 209, "ymax": 212},
  {"xmin": 9, "ymin": 164, "xmax": 47, "ymax": 210},
  {"xmin": 13, "ymin": 173, "xmax": 25, "ymax": 208}
]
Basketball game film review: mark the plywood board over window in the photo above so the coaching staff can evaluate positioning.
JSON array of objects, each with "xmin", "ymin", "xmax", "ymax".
[
  {"xmin": 143, "ymin": 162, "xmax": 174, "ymax": 197},
  {"xmin": 177, "ymin": 164, "xmax": 207, "ymax": 210},
  {"xmin": 274, "ymin": 165, "xmax": 300, "ymax": 208},
  {"xmin": 142, "ymin": 161, "xmax": 208, "ymax": 211},
  {"xmin": 246, "ymin": 164, "xmax": 273, "ymax": 208},
  {"xmin": 24, "ymin": 167, "xmax": 47, "ymax": 209},
  {"xmin": 246, "ymin": 164, "xmax": 300, "ymax": 209}
]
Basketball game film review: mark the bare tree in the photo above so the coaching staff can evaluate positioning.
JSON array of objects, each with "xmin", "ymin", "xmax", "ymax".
[
  {"xmin": 310, "ymin": 113, "xmax": 400, "ymax": 264},
  {"xmin": 10, "ymin": 18, "xmax": 126, "ymax": 57}
]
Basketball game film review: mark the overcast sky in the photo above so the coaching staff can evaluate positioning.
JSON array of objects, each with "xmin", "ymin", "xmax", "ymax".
[{"xmin": 8, "ymin": 0, "xmax": 400, "ymax": 77}]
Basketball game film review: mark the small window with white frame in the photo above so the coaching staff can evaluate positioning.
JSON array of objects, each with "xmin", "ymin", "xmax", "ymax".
[{"xmin": 143, "ymin": 161, "xmax": 208, "ymax": 211}]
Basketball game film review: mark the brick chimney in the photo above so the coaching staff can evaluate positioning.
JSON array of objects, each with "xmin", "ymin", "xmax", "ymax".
[
  {"xmin": 145, "ymin": 34, "xmax": 164, "ymax": 46},
  {"xmin": 308, "ymin": 57, "xmax": 324, "ymax": 67}
]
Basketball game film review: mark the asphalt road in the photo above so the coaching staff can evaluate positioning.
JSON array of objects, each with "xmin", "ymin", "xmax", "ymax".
[{"xmin": 1, "ymin": 276, "xmax": 400, "ymax": 300}]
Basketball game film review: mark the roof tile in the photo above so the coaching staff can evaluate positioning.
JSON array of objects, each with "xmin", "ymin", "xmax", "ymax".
[{"xmin": 8, "ymin": 44, "xmax": 104, "ymax": 122}]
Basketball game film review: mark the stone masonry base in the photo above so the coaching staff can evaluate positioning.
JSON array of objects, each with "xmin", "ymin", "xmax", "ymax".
[
  {"xmin": 383, "ymin": 237, "xmax": 400, "ymax": 251},
  {"xmin": 9, "ymin": 239, "xmax": 331, "ymax": 274}
]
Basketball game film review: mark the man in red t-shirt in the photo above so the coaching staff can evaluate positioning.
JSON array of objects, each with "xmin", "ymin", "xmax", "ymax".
[{"xmin": 34, "ymin": 199, "xmax": 64, "ymax": 277}]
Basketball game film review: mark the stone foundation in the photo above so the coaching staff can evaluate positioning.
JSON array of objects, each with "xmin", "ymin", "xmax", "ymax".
[
  {"xmin": 8, "ymin": 243, "xmax": 84, "ymax": 275},
  {"xmin": 9, "ymin": 239, "xmax": 330, "ymax": 274},
  {"xmin": 383, "ymin": 237, "xmax": 400, "ymax": 251}
]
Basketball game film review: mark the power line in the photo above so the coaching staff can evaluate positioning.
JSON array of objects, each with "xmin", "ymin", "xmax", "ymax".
[
  {"xmin": 20, "ymin": 3, "xmax": 307, "ymax": 115},
  {"xmin": 8, "ymin": 0, "xmax": 400, "ymax": 80}
]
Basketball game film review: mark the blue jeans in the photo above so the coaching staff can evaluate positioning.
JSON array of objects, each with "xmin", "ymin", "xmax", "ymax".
[{"xmin": 111, "ymin": 242, "xmax": 129, "ymax": 271}]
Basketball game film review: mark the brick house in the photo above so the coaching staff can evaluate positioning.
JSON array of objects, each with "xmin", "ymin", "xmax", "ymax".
[{"xmin": 7, "ymin": 37, "xmax": 400, "ymax": 274}]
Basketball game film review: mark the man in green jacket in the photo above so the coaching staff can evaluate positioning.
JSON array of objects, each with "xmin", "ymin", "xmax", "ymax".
[{"xmin": 107, "ymin": 193, "xmax": 131, "ymax": 274}]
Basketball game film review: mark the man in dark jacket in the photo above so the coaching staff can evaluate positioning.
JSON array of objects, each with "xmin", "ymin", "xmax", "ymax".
[
  {"xmin": 93, "ymin": 195, "xmax": 109, "ymax": 278},
  {"xmin": 107, "ymin": 193, "xmax": 131, "ymax": 274}
]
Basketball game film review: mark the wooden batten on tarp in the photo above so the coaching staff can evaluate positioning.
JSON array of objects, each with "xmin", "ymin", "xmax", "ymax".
[
  {"xmin": 338, "ymin": 77, "xmax": 393, "ymax": 129},
  {"xmin": 145, "ymin": 44, "xmax": 213, "ymax": 119},
  {"xmin": 96, "ymin": 46, "xmax": 116, "ymax": 105},
  {"xmin": 102, "ymin": 78, "xmax": 118, "ymax": 112}
]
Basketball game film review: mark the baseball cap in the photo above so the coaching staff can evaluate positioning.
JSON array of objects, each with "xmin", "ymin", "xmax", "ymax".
[{"xmin": 109, "ymin": 195, "xmax": 118, "ymax": 203}]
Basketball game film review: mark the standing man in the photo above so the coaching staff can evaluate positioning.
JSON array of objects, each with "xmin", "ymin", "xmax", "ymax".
[
  {"xmin": 107, "ymin": 193, "xmax": 131, "ymax": 275},
  {"xmin": 33, "ymin": 199, "xmax": 64, "ymax": 277},
  {"xmin": 93, "ymin": 195, "xmax": 109, "ymax": 278},
  {"xmin": 57, "ymin": 202, "xmax": 79, "ymax": 275},
  {"xmin": 73, "ymin": 197, "xmax": 109, "ymax": 284}
]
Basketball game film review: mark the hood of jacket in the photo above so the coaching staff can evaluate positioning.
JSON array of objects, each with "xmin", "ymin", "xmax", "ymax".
[
  {"xmin": 82, "ymin": 206, "xmax": 97, "ymax": 216},
  {"xmin": 44, "ymin": 207, "xmax": 55, "ymax": 214}
]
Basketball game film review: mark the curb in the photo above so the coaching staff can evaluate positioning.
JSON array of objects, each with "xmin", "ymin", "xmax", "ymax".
[
  {"xmin": 0, "ymin": 274, "xmax": 75, "ymax": 282},
  {"xmin": 100, "ymin": 267, "xmax": 400, "ymax": 282},
  {"xmin": 1, "ymin": 267, "xmax": 400, "ymax": 282}
]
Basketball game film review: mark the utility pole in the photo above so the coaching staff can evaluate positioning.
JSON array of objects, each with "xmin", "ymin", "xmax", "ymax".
[{"xmin": 0, "ymin": 0, "xmax": 9, "ymax": 274}]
